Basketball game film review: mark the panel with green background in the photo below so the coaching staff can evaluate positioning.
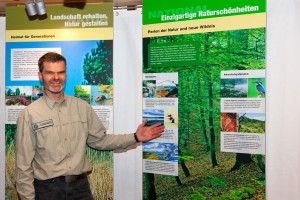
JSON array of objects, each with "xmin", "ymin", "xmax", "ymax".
[
  {"xmin": 143, "ymin": 0, "xmax": 266, "ymax": 199},
  {"xmin": 143, "ymin": 0, "xmax": 265, "ymax": 25}
]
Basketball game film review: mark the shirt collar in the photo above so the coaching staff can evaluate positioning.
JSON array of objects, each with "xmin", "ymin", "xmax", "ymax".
[{"xmin": 43, "ymin": 93, "xmax": 67, "ymax": 109}]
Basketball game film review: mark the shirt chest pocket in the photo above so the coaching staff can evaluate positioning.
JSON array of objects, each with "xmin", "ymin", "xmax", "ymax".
[
  {"xmin": 69, "ymin": 114, "xmax": 87, "ymax": 123},
  {"xmin": 32, "ymin": 119, "xmax": 59, "ymax": 149},
  {"xmin": 68, "ymin": 114, "xmax": 88, "ymax": 135},
  {"xmin": 32, "ymin": 119, "xmax": 54, "ymax": 132}
]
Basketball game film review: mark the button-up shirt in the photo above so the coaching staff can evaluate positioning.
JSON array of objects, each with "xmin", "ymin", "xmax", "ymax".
[{"xmin": 15, "ymin": 94, "xmax": 136, "ymax": 200}]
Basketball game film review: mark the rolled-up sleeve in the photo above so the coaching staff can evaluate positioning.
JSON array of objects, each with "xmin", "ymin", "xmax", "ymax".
[{"xmin": 15, "ymin": 109, "xmax": 36, "ymax": 200}]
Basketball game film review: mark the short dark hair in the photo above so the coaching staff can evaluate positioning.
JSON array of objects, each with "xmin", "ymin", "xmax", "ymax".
[{"xmin": 38, "ymin": 52, "xmax": 67, "ymax": 72}]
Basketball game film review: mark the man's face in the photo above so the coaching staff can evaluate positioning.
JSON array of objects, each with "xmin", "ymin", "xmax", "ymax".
[{"xmin": 38, "ymin": 61, "xmax": 66, "ymax": 94}]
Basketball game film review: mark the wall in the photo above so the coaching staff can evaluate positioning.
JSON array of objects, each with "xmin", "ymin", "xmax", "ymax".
[
  {"xmin": 113, "ymin": 9, "xmax": 143, "ymax": 199},
  {"xmin": 0, "ymin": 17, "xmax": 5, "ymax": 199},
  {"xmin": 266, "ymin": 0, "xmax": 300, "ymax": 199}
]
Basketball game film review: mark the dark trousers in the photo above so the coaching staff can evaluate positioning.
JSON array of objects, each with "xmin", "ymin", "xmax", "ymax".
[{"xmin": 34, "ymin": 175, "xmax": 94, "ymax": 200}]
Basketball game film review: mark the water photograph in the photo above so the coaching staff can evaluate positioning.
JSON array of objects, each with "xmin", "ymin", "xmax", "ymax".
[{"xmin": 143, "ymin": 109, "xmax": 164, "ymax": 126}]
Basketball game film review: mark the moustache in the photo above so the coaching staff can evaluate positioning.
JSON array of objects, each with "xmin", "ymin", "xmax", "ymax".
[{"xmin": 50, "ymin": 79, "xmax": 63, "ymax": 84}]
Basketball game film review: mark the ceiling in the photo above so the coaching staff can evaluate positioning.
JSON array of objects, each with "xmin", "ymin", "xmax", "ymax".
[{"xmin": 0, "ymin": 0, "xmax": 142, "ymax": 16}]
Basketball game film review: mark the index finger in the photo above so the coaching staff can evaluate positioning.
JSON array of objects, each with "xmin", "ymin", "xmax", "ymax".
[
  {"xmin": 139, "ymin": 119, "xmax": 148, "ymax": 127},
  {"xmin": 149, "ymin": 123, "xmax": 163, "ymax": 128}
]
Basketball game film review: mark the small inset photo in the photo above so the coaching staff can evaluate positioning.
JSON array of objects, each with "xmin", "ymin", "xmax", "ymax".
[
  {"xmin": 221, "ymin": 78, "xmax": 248, "ymax": 98},
  {"xmin": 5, "ymin": 86, "xmax": 32, "ymax": 106},
  {"xmin": 91, "ymin": 85, "xmax": 113, "ymax": 106},
  {"xmin": 156, "ymin": 80, "xmax": 178, "ymax": 98},
  {"xmin": 143, "ymin": 142, "xmax": 178, "ymax": 162},
  {"xmin": 143, "ymin": 80, "xmax": 156, "ymax": 98},
  {"xmin": 248, "ymin": 78, "xmax": 265, "ymax": 98},
  {"xmin": 74, "ymin": 85, "xmax": 91, "ymax": 104},
  {"xmin": 143, "ymin": 109, "xmax": 164, "ymax": 126},
  {"xmin": 221, "ymin": 112, "xmax": 238, "ymax": 132},
  {"xmin": 238, "ymin": 113, "xmax": 265, "ymax": 133},
  {"xmin": 164, "ymin": 110, "xmax": 178, "ymax": 128}
]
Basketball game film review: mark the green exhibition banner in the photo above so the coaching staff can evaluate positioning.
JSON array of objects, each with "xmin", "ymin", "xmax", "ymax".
[
  {"xmin": 143, "ymin": 0, "xmax": 265, "ymax": 25},
  {"xmin": 5, "ymin": 4, "xmax": 114, "ymax": 199},
  {"xmin": 143, "ymin": 0, "xmax": 266, "ymax": 199}
]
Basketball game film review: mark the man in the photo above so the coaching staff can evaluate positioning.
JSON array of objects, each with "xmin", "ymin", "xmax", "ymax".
[{"xmin": 15, "ymin": 52, "xmax": 164, "ymax": 200}]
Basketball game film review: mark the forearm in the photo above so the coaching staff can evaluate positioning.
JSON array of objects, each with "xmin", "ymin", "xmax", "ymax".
[{"xmin": 87, "ymin": 132, "xmax": 136, "ymax": 150}]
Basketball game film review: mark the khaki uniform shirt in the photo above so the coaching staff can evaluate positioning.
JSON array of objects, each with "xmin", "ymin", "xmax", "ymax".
[{"xmin": 15, "ymin": 94, "xmax": 136, "ymax": 200}]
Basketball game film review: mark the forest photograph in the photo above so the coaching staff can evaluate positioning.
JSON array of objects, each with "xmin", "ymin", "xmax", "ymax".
[
  {"xmin": 143, "ymin": 27, "xmax": 266, "ymax": 200},
  {"xmin": 221, "ymin": 78, "xmax": 248, "ymax": 98}
]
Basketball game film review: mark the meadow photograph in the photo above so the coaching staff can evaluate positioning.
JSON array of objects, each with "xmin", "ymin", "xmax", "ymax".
[
  {"xmin": 238, "ymin": 113, "xmax": 265, "ymax": 133},
  {"xmin": 5, "ymin": 86, "xmax": 32, "ymax": 106}
]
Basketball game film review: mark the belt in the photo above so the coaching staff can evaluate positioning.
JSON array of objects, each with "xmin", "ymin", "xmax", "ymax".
[{"xmin": 53, "ymin": 173, "xmax": 87, "ymax": 183}]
